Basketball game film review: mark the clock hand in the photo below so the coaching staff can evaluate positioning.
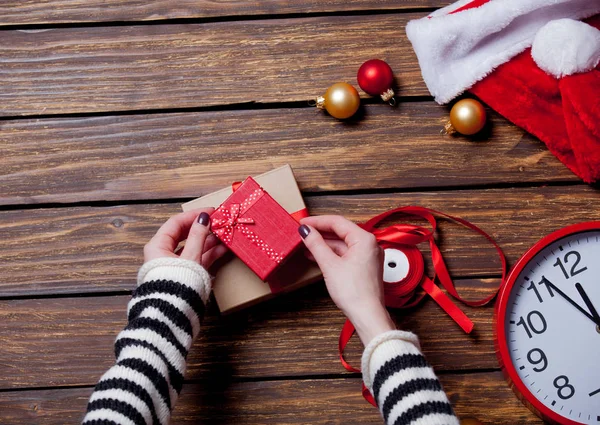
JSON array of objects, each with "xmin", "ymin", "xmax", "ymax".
[
  {"xmin": 575, "ymin": 282, "xmax": 600, "ymax": 325},
  {"xmin": 542, "ymin": 279, "xmax": 600, "ymax": 326}
]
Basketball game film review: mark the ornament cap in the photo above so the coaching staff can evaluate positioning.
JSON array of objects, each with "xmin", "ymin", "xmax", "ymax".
[
  {"xmin": 381, "ymin": 88, "xmax": 395, "ymax": 104},
  {"xmin": 315, "ymin": 95, "xmax": 326, "ymax": 110},
  {"xmin": 442, "ymin": 121, "xmax": 456, "ymax": 135}
]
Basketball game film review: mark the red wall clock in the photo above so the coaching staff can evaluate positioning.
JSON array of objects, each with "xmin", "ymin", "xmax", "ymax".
[{"xmin": 496, "ymin": 222, "xmax": 600, "ymax": 424}]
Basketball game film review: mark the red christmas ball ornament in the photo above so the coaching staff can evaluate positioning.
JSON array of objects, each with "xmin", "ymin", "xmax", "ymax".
[{"xmin": 357, "ymin": 59, "xmax": 395, "ymax": 104}]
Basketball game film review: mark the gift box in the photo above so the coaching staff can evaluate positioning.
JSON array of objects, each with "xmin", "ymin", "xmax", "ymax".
[
  {"xmin": 210, "ymin": 176, "xmax": 301, "ymax": 281},
  {"xmin": 182, "ymin": 165, "xmax": 322, "ymax": 313}
]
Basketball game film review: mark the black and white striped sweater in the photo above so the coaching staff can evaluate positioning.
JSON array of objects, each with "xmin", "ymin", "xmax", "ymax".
[{"xmin": 83, "ymin": 257, "xmax": 458, "ymax": 425}]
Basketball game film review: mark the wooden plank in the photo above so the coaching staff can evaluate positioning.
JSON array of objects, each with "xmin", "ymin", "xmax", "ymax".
[
  {"xmin": 1, "ymin": 1, "xmax": 451, "ymax": 26},
  {"xmin": 1, "ymin": 185, "xmax": 598, "ymax": 297},
  {"xmin": 0, "ymin": 14, "xmax": 429, "ymax": 116},
  {"xmin": 0, "ymin": 372, "xmax": 543, "ymax": 424},
  {"xmin": 0, "ymin": 280, "xmax": 500, "ymax": 389},
  {"xmin": 0, "ymin": 104, "xmax": 574, "ymax": 205}
]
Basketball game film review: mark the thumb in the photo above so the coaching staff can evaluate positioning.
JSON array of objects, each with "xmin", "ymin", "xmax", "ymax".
[
  {"xmin": 298, "ymin": 224, "xmax": 339, "ymax": 270},
  {"xmin": 181, "ymin": 212, "xmax": 212, "ymax": 263}
]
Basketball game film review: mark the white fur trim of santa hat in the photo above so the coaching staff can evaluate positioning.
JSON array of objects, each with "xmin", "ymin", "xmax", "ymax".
[
  {"xmin": 531, "ymin": 18, "xmax": 600, "ymax": 78},
  {"xmin": 406, "ymin": 0, "xmax": 600, "ymax": 104}
]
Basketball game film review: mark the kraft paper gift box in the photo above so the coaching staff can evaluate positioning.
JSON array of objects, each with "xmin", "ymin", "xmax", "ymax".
[{"xmin": 182, "ymin": 165, "xmax": 322, "ymax": 314}]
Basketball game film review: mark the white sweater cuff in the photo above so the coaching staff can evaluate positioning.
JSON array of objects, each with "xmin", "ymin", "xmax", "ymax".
[
  {"xmin": 137, "ymin": 257, "xmax": 212, "ymax": 304},
  {"xmin": 361, "ymin": 330, "xmax": 422, "ymax": 391}
]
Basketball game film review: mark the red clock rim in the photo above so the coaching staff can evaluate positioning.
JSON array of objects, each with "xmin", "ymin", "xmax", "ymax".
[{"xmin": 495, "ymin": 221, "xmax": 600, "ymax": 425}]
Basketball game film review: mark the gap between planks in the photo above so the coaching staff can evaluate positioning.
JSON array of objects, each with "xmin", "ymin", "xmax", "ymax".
[
  {"xmin": 0, "ymin": 367, "xmax": 504, "ymax": 395},
  {"xmin": 0, "ymin": 7, "xmax": 441, "ymax": 32},
  {"xmin": 0, "ymin": 96, "xmax": 435, "ymax": 122},
  {"xmin": 0, "ymin": 180, "xmax": 584, "ymax": 213}
]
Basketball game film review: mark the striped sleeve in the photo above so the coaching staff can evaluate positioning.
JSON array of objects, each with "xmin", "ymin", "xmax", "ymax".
[
  {"xmin": 82, "ymin": 257, "xmax": 212, "ymax": 425},
  {"xmin": 362, "ymin": 330, "xmax": 459, "ymax": 425}
]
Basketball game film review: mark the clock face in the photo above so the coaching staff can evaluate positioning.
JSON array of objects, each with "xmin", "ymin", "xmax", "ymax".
[{"xmin": 498, "ymin": 226, "xmax": 600, "ymax": 425}]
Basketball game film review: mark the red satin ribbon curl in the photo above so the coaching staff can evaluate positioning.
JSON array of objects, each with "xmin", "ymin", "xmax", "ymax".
[{"xmin": 340, "ymin": 206, "xmax": 507, "ymax": 407}]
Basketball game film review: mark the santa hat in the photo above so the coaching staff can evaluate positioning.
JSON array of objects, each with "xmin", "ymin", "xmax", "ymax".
[{"xmin": 406, "ymin": 0, "xmax": 600, "ymax": 183}]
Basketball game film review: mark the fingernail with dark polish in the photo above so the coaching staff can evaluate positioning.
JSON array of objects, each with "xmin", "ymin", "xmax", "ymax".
[
  {"xmin": 198, "ymin": 212, "xmax": 210, "ymax": 226},
  {"xmin": 298, "ymin": 224, "xmax": 311, "ymax": 239}
]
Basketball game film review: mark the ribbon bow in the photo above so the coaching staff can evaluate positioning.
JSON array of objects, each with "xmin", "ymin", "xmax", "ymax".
[
  {"xmin": 211, "ymin": 187, "xmax": 285, "ymax": 265},
  {"xmin": 212, "ymin": 203, "xmax": 255, "ymax": 245},
  {"xmin": 339, "ymin": 206, "xmax": 507, "ymax": 407}
]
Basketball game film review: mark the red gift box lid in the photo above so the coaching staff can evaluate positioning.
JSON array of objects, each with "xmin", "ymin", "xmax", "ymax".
[{"xmin": 210, "ymin": 177, "xmax": 302, "ymax": 281}]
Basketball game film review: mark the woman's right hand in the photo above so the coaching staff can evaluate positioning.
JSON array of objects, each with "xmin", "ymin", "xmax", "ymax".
[
  {"xmin": 298, "ymin": 215, "xmax": 396, "ymax": 345},
  {"xmin": 143, "ymin": 208, "xmax": 228, "ymax": 270}
]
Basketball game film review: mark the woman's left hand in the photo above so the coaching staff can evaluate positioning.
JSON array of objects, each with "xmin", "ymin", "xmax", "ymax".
[{"xmin": 143, "ymin": 208, "xmax": 228, "ymax": 269}]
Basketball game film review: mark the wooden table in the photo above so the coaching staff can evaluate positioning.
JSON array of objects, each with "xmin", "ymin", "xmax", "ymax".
[{"xmin": 0, "ymin": 2, "xmax": 595, "ymax": 424}]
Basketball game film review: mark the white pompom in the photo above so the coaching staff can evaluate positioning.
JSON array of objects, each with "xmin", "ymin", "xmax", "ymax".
[{"xmin": 531, "ymin": 18, "xmax": 600, "ymax": 78}]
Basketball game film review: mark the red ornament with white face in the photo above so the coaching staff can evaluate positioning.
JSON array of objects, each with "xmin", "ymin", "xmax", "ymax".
[{"xmin": 496, "ymin": 222, "xmax": 600, "ymax": 425}]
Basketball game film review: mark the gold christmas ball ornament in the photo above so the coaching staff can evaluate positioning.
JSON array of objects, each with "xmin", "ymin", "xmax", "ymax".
[
  {"xmin": 444, "ymin": 98, "xmax": 487, "ymax": 136},
  {"xmin": 460, "ymin": 418, "xmax": 484, "ymax": 425},
  {"xmin": 315, "ymin": 82, "xmax": 361, "ymax": 120}
]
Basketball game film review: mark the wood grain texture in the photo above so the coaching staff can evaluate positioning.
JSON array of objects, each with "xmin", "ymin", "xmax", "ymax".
[
  {"xmin": 0, "ymin": 2, "xmax": 575, "ymax": 424},
  {"xmin": 0, "ymin": 1, "xmax": 451, "ymax": 26},
  {"xmin": 0, "ymin": 104, "xmax": 574, "ymax": 205},
  {"xmin": 1, "ymin": 185, "xmax": 599, "ymax": 297},
  {"xmin": 0, "ymin": 372, "xmax": 542, "ymax": 424},
  {"xmin": 0, "ymin": 14, "xmax": 428, "ymax": 116},
  {"xmin": 0, "ymin": 280, "xmax": 499, "ymax": 389}
]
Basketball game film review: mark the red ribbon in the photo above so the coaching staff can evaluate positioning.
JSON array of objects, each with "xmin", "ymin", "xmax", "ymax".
[
  {"xmin": 232, "ymin": 181, "xmax": 309, "ymax": 224},
  {"xmin": 211, "ymin": 203, "xmax": 256, "ymax": 244},
  {"xmin": 339, "ymin": 206, "xmax": 506, "ymax": 407},
  {"xmin": 290, "ymin": 209, "xmax": 309, "ymax": 222}
]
